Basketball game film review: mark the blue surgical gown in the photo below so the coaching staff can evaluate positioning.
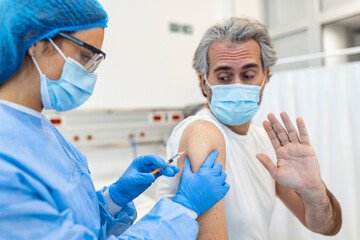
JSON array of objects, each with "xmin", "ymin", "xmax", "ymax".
[{"xmin": 0, "ymin": 101, "xmax": 198, "ymax": 239}]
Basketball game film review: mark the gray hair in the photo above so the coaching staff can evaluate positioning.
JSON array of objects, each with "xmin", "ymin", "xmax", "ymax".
[{"xmin": 193, "ymin": 17, "xmax": 278, "ymax": 96}]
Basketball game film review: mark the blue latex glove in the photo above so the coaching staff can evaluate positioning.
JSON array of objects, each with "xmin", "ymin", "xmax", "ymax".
[
  {"xmin": 109, "ymin": 155, "xmax": 179, "ymax": 207},
  {"xmin": 172, "ymin": 150, "xmax": 230, "ymax": 216}
]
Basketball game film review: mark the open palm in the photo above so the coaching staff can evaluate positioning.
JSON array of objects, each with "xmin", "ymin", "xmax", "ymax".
[{"xmin": 256, "ymin": 112, "xmax": 323, "ymax": 194}]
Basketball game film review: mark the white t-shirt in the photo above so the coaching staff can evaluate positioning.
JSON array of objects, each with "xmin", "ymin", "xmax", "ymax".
[{"xmin": 156, "ymin": 108, "xmax": 277, "ymax": 240}]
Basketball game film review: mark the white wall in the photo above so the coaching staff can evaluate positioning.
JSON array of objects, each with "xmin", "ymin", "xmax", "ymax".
[
  {"xmin": 80, "ymin": 0, "xmax": 265, "ymax": 110},
  {"xmin": 81, "ymin": 0, "xmax": 222, "ymax": 110},
  {"xmin": 234, "ymin": 0, "xmax": 265, "ymax": 22}
]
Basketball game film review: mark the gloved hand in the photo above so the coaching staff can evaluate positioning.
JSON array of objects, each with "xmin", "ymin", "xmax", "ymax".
[
  {"xmin": 172, "ymin": 150, "xmax": 230, "ymax": 216},
  {"xmin": 109, "ymin": 155, "xmax": 179, "ymax": 207}
]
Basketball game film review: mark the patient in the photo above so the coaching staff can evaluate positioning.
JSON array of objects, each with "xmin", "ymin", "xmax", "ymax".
[{"xmin": 156, "ymin": 17, "xmax": 342, "ymax": 239}]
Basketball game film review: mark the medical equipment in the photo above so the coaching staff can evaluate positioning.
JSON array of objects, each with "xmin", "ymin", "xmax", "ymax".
[
  {"xmin": 0, "ymin": 99, "xmax": 231, "ymax": 239},
  {"xmin": 109, "ymin": 155, "xmax": 179, "ymax": 207},
  {"xmin": 151, "ymin": 151, "xmax": 185, "ymax": 175},
  {"xmin": 32, "ymin": 39, "xmax": 97, "ymax": 112},
  {"xmin": 58, "ymin": 32, "xmax": 106, "ymax": 73},
  {"xmin": 205, "ymin": 76, "xmax": 266, "ymax": 126}
]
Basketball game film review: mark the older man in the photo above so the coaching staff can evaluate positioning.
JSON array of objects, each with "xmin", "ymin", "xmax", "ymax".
[{"xmin": 156, "ymin": 17, "xmax": 342, "ymax": 239}]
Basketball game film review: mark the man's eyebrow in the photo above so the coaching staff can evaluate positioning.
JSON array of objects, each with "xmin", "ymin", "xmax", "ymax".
[
  {"xmin": 213, "ymin": 63, "xmax": 260, "ymax": 73},
  {"xmin": 241, "ymin": 63, "xmax": 259, "ymax": 70},
  {"xmin": 213, "ymin": 66, "xmax": 232, "ymax": 73}
]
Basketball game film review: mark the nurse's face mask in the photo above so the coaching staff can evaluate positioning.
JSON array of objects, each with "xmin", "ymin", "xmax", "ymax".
[
  {"xmin": 205, "ymin": 74, "xmax": 266, "ymax": 126},
  {"xmin": 31, "ymin": 33, "xmax": 106, "ymax": 112}
]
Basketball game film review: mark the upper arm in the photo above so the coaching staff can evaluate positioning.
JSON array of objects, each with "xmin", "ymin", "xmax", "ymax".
[
  {"xmin": 177, "ymin": 120, "xmax": 226, "ymax": 173},
  {"xmin": 176, "ymin": 120, "xmax": 228, "ymax": 239}
]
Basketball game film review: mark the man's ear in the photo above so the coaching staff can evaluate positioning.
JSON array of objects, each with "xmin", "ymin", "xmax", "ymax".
[
  {"xmin": 265, "ymin": 68, "xmax": 270, "ymax": 82},
  {"xmin": 199, "ymin": 73, "xmax": 208, "ymax": 96}
]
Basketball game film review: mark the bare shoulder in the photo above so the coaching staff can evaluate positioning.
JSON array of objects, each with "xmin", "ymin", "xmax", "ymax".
[
  {"xmin": 182, "ymin": 120, "xmax": 225, "ymax": 146},
  {"xmin": 177, "ymin": 120, "xmax": 226, "ymax": 173}
]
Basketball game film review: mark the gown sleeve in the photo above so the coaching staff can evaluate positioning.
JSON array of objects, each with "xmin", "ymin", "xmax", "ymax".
[
  {"xmin": 96, "ymin": 187, "xmax": 137, "ymax": 238},
  {"xmin": 118, "ymin": 197, "xmax": 199, "ymax": 240},
  {"xmin": 0, "ymin": 159, "xmax": 101, "ymax": 240},
  {"xmin": 0, "ymin": 159, "xmax": 198, "ymax": 240}
]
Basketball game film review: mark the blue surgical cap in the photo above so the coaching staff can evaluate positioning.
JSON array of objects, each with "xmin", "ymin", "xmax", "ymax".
[{"xmin": 0, "ymin": 0, "xmax": 108, "ymax": 84}]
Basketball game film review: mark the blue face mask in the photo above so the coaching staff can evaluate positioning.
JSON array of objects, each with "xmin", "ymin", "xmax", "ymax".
[
  {"xmin": 32, "ymin": 39, "xmax": 97, "ymax": 112},
  {"xmin": 205, "ymin": 76, "xmax": 265, "ymax": 126}
]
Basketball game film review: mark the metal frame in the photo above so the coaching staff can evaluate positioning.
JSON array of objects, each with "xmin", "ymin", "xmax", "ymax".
[
  {"xmin": 58, "ymin": 32, "xmax": 106, "ymax": 59},
  {"xmin": 276, "ymin": 46, "xmax": 360, "ymax": 65}
]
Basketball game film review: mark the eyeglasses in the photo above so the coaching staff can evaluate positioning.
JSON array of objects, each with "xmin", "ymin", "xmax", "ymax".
[{"xmin": 58, "ymin": 32, "xmax": 106, "ymax": 73}]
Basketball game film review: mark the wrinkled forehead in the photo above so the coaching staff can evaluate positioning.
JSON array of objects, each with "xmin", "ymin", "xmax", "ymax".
[{"xmin": 208, "ymin": 39, "xmax": 262, "ymax": 72}]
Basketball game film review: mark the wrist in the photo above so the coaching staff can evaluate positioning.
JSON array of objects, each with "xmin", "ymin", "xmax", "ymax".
[
  {"xmin": 298, "ymin": 180, "xmax": 327, "ymax": 204},
  {"xmin": 103, "ymin": 189, "xmax": 123, "ymax": 217},
  {"xmin": 172, "ymin": 194, "xmax": 198, "ymax": 215},
  {"xmin": 172, "ymin": 201, "xmax": 198, "ymax": 219},
  {"xmin": 109, "ymin": 185, "xmax": 132, "ymax": 207}
]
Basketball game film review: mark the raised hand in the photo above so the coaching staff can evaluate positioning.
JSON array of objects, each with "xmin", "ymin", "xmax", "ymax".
[{"xmin": 256, "ymin": 112, "xmax": 323, "ymax": 195}]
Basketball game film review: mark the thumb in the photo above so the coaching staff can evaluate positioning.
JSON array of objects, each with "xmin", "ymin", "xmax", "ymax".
[
  {"xmin": 256, "ymin": 153, "xmax": 277, "ymax": 180},
  {"xmin": 182, "ymin": 157, "xmax": 192, "ymax": 174},
  {"xmin": 201, "ymin": 150, "xmax": 218, "ymax": 169}
]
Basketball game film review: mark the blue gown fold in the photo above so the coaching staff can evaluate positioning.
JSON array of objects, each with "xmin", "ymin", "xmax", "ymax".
[{"xmin": 0, "ymin": 102, "xmax": 198, "ymax": 239}]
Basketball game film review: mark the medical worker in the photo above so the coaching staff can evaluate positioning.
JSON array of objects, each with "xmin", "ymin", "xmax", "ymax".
[{"xmin": 0, "ymin": 0, "xmax": 230, "ymax": 239}]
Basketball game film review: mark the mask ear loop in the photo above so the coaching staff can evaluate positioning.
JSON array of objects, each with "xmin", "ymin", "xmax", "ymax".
[
  {"xmin": 256, "ymin": 74, "xmax": 267, "ymax": 105},
  {"xmin": 31, "ymin": 56, "xmax": 43, "ymax": 75},
  {"xmin": 49, "ymin": 39, "xmax": 67, "ymax": 60},
  {"xmin": 204, "ymin": 74, "xmax": 212, "ymax": 88},
  {"xmin": 31, "ymin": 55, "xmax": 52, "ymax": 110},
  {"xmin": 49, "ymin": 38, "xmax": 92, "ymax": 73},
  {"xmin": 260, "ymin": 74, "xmax": 267, "ymax": 89},
  {"xmin": 31, "ymin": 39, "xmax": 67, "ymax": 77},
  {"xmin": 31, "ymin": 38, "xmax": 66, "ymax": 74},
  {"xmin": 203, "ymin": 74, "xmax": 214, "ymax": 104}
]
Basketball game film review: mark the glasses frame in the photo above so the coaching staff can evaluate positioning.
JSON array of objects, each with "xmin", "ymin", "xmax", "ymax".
[{"xmin": 58, "ymin": 32, "xmax": 106, "ymax": 59}]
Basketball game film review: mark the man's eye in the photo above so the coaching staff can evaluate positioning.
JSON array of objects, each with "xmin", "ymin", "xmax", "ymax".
[
  {"xmin": 243, "ymin": 75, "xmax": 254, "ymax": 80},
  {"xmin": 218, "ymin": 75, "xmax": 232, "ymax": 82}
]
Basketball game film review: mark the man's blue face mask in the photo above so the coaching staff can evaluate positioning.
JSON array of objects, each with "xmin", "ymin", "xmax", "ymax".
[
  {"xmin": 32, "ymin": 39, "xmax": 97, "ymax": 112},
  {"xmin": 205, "ymin": 75, "xmax": 266, "ymax": 126}
]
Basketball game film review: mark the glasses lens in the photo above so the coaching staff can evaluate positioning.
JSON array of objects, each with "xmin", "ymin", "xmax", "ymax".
[
  {"xmin": 76, "ymin": 47, "xmax": 104, "ymax": 72},
  {"xmin": 85, "ymin": 53, "xmax": 104, "ymax": 73}
]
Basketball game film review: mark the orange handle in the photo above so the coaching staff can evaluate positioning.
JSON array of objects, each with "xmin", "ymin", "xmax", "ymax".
[{"xmin": 151, "ymin": 160, "xmax": 171, "ymax": 175}]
